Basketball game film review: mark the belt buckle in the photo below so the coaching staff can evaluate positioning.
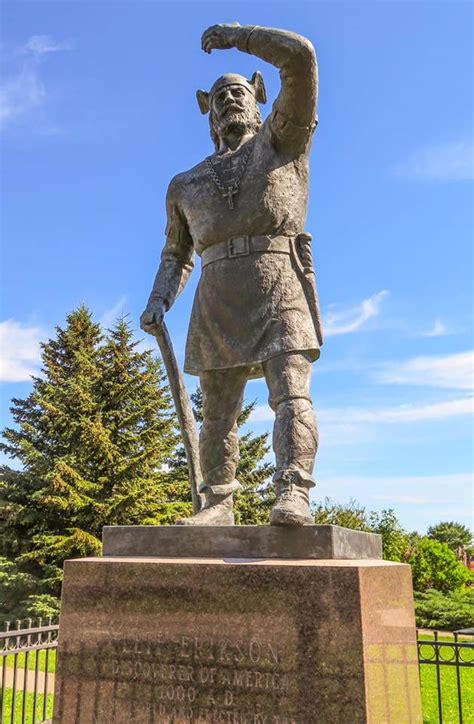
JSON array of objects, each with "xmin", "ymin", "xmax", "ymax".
[{"xmin": 228, "ymin": 236, "xmax": 250, "ymax": 258}]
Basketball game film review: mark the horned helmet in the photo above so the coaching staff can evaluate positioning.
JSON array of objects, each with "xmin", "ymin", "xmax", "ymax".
[
  {"xmin": 196, "ymin": 71, "xmax": 267, "ymax": 114},
  {"xmin": 197, "ymin": 72, "xmax": 267, "ymax": 149}
]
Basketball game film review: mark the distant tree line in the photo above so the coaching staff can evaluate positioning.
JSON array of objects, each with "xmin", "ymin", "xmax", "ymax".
[{"xmin": 0, "ymin": 306, "xmax": 472, "ymax": 630}]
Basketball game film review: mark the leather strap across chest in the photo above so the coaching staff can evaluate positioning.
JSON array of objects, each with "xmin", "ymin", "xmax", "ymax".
[{"xmin": 201, "ymin": 235, "xmax": 292, "ymax": 268}]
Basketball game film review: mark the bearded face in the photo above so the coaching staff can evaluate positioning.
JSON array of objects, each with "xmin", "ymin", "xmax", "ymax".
[{"xmin": 210, "ymin": 85, "xmax": 262, "ymax": 146}]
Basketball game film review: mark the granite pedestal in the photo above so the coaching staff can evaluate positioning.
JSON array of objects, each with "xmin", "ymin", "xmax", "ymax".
[
  {"xmin": 103, "ymin": 524, "xmax": 383, "ymax": 560},
  {"xmin": 54, "ymin": 527, "xmax": 422, "ymax": 723}
]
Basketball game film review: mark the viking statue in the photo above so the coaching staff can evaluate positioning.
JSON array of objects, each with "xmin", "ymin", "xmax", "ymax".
[{"xmin": 140, "ymin": 23, "xmax": 322, "ymax": 526}]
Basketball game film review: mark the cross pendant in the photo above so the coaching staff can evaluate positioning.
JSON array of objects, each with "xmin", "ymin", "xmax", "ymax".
[{"xmin": 223, "ymin": 186, "xmax": 237, "ymax": 209}]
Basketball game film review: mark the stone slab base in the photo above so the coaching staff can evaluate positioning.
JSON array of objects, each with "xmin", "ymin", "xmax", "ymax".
[
  {"xmin": 54, "ymin": 557, "xmax": 422, "ymax": 723},
  {"xmin": 102, "ymin": 524, "xmax": 382, "ymax": 560}
]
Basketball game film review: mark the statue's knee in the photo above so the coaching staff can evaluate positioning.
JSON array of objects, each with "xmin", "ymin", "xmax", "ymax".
[
  {"xmin": 273, "ymin": 397, "xmax": 313, "ymax": 418},
  {"xmin": 273, "ymin": 397, "xmax": 318, "ymax": 450},
  {"xmin": 200, "ymin": 418, "xmax": 239, "ymax": 449}
]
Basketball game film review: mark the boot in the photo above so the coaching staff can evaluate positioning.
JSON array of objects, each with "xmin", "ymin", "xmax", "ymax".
[
  {"xmin": 270, "ymin": 471, "xmax": 313, "ymax": 526},
  {"xmin": 176, "ymin": 481, "xmax": 239, "ymax": 526}
]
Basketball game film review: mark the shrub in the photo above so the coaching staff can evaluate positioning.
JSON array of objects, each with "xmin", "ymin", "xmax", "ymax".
[
  {"xmin": 313, "ymin": 497, "xmax": 370, "ymax": 531},
  {"xmin": 409, "ymin": 537, "xmax": 472, "ymax": 593},
  {"xmin": 415, "ymin": 588, "xmax": 474, "ymax": 630}
]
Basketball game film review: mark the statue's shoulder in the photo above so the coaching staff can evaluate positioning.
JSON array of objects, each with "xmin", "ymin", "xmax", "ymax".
[{"xmin": 167, "ymin": 158, "xmax": 208, "ymax": 200}]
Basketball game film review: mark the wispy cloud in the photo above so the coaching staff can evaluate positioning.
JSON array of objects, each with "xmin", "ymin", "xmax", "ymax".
[
  {"xmin": 374, "ymin": 350, "xmax": 473, "ymax": 390},
  {"xmin": 317, "ymin": 473, "xmax": 472, "ymax": 509},
  {"xmin": 324, "ymin": 290, "xmax": 389, "ymax": 336},
  {"xmin": 374, "ymin": 494, "xmax": 430, "ymax": 505},
  {"xmin": 395, "ymin": 139, "xmax": 474, "ymax": 182},
  {"xmin": 422, "ymin": 318, "xmax": 449, "ymax": 337},
  {"xmin": 20, "ymin": 35, "xmax": 73, "ymax": 56},
  {"xmin": 99, "ymin": 295, "xmax": 128, "ymax": 329},
  {"xmin": 0, "ymin": 35, "xmax": 72, "ymax": 131},
  {"xmin": 0, "ymin": 66, "xmax": 45, "ymax": 126},
  {"xmin": 249, "ymin": 395, "xmax": 473, "ymax": 426},
  {"xmin": 321, "ymin": 397, "xmax": 473, "ymax": 425},
  {"xmin": 0, "ymin": 320, "xmax": 44, "ymax": 382},
  {"xmin": 248, "ymin": 404, "xmax": 274, "ymax": 422}
]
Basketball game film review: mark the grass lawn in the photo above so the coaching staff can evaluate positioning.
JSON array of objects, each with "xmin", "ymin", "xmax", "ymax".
[
  {"xmin": 5, "ymin": 649, "xmax": 56, "ymax": 674},
  {"xmin": 0, "ymin": 688, "xmax": 54, "ymax": 724},
  {"xmin": 419, "ymin": 634, "xmax": 474, "ymax": 724}
]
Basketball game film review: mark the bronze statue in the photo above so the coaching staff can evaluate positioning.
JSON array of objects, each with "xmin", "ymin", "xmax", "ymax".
[{"xmin": 141, "ymin": 23, "xmax": 322, "ymax": 526}]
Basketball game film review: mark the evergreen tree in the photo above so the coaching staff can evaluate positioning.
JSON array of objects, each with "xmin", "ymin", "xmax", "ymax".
[
  {"xmin": 427, "ymin": 521, "xmax": 473, "ymax": 557},
  {"xmin": 234, "ymin": 398, "xmax": 275, "ymax": 524},
  {"xmin": 1, "ymin": 307, "xmax": 104, "ymax": 583},
  {"xmin": 0, "ymin": 308, "xmax": 185, "ymax": 617},
  {"xmin": 95, "ymin": 318, "xmax": 190, "ymax": 526}
]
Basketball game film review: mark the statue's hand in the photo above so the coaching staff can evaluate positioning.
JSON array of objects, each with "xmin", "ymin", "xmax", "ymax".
[
  {"xmin": 201, "ymin": 23, "xmax": 241, "ymax": 54},
  {"xmin": 140, "ymin": 298, "xmax": 167, "ymax": 335}
]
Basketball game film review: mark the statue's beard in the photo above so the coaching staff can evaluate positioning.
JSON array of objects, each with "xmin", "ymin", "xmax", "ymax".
[{"xmin": 211, "ymin": 104, "xmax": 262, "ymax": 146}]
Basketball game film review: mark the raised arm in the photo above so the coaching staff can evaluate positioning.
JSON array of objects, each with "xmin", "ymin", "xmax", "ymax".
[
  {"xmin": 140, "ymin": 178, "xmax": 194, "ymax": 334},
  {"xmin": 201, "ymin": 23, "xmax": 318, "ymax": 153}
]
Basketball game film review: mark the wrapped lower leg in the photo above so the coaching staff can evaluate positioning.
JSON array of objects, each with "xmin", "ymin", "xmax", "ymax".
[{"xmin": 177, "ymin": 480, "xmax": 241, "ymax": 526}]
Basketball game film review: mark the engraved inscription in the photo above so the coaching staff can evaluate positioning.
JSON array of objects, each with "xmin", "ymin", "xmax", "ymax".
[{"xmin": 62, "ymin": 627, "xmax": 299, "ymax": 722}]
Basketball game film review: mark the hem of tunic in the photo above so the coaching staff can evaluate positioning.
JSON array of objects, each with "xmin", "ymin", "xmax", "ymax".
[{"xmin": 183, "ymin": 346, "xmax": 320, "ymax": 378}]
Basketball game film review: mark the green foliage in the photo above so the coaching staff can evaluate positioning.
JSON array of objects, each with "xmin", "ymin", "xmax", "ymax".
[
  {"xmin": 0, "ymin": 307, "xmax": 185, "ymax": 619},
  {"xmin": 234, "ymin": 398, "xmax": 275, "ymax": 524},
  {"xmin": 313, "ymin": 497, "xmax": 370, "ymax": 531},
  {"xmin": 408, "ymin": 538, "xmax": 472, "ymax": 593},
  {"xmin": 24, "ymin": 594, "xmax": 61, "ymax": 621},
  {"xmin": 0, "ymin": 556, "xmax": 59, "ymax": 625},
  {"xmin": 312, "ymin": 499, "xmax": 413, "ymax": 562},
  {"xmin": 368, "ymin": 509, "xmax": 411, "ymax": 562},
  {"xmin": 427, "ymin": 520, "xmax": 473, "ymax": 554},
  {"xmin": 415, "ymin": 588, "xmax": 474, "ymax": 630},
  {"xmin": 0, "ymin": 557, "xmax": 40, "ymax": 621}
]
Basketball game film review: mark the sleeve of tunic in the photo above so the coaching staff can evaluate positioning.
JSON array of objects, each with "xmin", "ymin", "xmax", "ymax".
[
  {"xmin": 147, "ymin": 177, "xmax": 195, "ymax": 310},
  {"xmin": 236, "ymin": 25, "xmax": 318, "ymax": 157}
]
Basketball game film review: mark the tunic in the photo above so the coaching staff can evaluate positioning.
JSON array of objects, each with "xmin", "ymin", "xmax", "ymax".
[{"xmin": 150, "ymin": 27, "xmax": 321, "ymax": 378}]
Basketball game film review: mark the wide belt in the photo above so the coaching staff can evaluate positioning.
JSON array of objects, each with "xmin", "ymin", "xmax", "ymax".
[{"xmin": 201, "ymin": 235, "xmax": 292, "ymax": 268}]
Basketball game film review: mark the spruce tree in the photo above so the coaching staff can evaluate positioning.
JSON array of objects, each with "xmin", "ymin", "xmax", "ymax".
[
  {"xmin": 234, "ymin": 399, "xmax": 276, "ymax": 524},
  {"xmin": 96, "ymin": 318, "xmax": 190, "ymax": 526},
  {"xmin": 1, "ymin": 307, "xmax": 104, "ymax": 571},
  {"xmin": 0, "ymin": 308, "xmax": 186, "ymax": 616},
  {"xmin": 427, "ymin": 521, "xmax": 473, "ymax": 556},
  {"xmin": 0, "ymin": 307, "xmax": 104, "ymax": 615}
]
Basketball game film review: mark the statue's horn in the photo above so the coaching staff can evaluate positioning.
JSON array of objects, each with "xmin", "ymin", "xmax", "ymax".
[
  {"xmin": 250, "ymin": 71, "xmax": 267, "ymax": 104},
  {"xmin": 196, "ymin": 89, "xmax": 210, "ymax": 114}
]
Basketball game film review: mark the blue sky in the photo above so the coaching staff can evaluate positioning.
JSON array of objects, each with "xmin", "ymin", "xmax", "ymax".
[{"xmin": 1, "ymin": 0, "xmax": 472, "ymax": 533}]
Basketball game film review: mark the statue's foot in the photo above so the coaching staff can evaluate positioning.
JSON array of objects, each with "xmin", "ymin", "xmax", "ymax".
[
  {"xmin": 270, "ymin": 486, "xmax": 313, "ymax": 526},
  {"xmin": 176, "ymin": 494, "xmax": 235, "ymax": 526}
]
